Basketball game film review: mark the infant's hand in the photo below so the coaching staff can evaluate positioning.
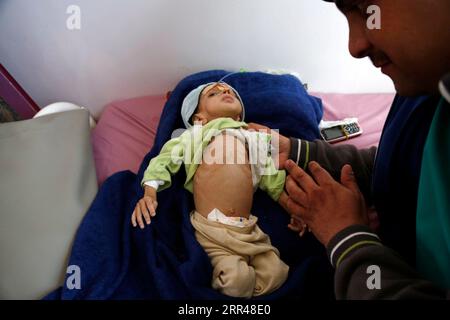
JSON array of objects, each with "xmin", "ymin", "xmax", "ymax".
[
  {"xmin": 287, "ymin": 215, "xmax": 310, "ymax": 237},
  {"xmin": 131, "ymin": 196, "xmax": 158, "ymax": 229}
]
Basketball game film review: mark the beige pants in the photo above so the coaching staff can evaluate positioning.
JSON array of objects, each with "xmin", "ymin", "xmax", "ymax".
[{"xmin": 190, "ymin": 211, "xmax": 289, "ymax": 298}]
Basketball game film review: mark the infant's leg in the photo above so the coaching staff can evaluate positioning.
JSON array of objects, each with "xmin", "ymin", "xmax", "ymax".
[
  {"xmin": 211, "ymin": 254, "xmax": 256, "ymax": 298},
  {"xmin": 250, "ymin": 250, "xmax": 289, "ymax": 296}
]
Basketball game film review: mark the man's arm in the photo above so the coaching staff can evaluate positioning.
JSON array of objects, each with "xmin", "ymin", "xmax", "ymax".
[
  {"xmin": 281, "ymin": 161, "xmax": 450, "ymax": 299},
  {"xmin": 246, "ymin": 123, "xmax": 376, "ymax": 204},
  {"xmin": 289, "ymin": 138, "xmax": 376, "ymax": 205},
  {"xmin": 328, "ymin": 225, "xmax": 450, "ymax": 299}
]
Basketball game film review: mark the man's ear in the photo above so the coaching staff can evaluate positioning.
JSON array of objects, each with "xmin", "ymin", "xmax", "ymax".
[{"xmin": 192, "ymin": 113, "xmax": 207, "ymax": 125}]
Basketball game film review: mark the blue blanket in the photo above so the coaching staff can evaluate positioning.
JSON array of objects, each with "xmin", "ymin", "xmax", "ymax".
[{"xmin": 46, "ymin": 70, "xmax": 334, "ymax": 300}]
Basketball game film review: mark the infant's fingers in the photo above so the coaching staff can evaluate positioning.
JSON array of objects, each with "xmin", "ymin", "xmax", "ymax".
[
  {"xmin": 136, "ymin": 205, "xmax": 145, "ymax": 229},
  {"xmin": 291, "ymin": 214, "xmax": 306, "ymax": 225},
  {"xmin": 139, "ymin": 201, "xmax": 151, "ymax": 225},
  {"xmin": 299, "ymin": 228, "xmax": 307, "ymax": 237},
  {"xmin": 144, "ymin": 198, "xmax": 156, "ymax": 217},
  {"xmin": 288, "ymin": 216, "xmax": 309, "ymax": 237},
  {"xmin": 288, "ymin": 221, "xmax": 301, "ymax": 232},
  {"xmin": 131, "ymin": 209, "xmax": 137, "ymax": 227}
]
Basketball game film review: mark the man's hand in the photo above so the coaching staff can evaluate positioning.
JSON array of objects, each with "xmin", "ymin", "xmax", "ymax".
[
  {"xmin": 279, "ymin": 160, "xmax": 368, "ymax": 246},
  {"xmin": 247, "ymin": 122, "xmax": 291, "ymax": 169},
  {"xmin": 131, "ymin": 186, "xmax": 158, "ymax": 229}
]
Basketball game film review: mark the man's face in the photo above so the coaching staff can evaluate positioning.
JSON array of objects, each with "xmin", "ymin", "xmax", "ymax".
[
  {"xmin": 336, "ymin": 0, "xmax": 450, "ymax": 96},
  {"xmin": 194, "ymin": 83, "xmax": 243, "ymax": 124}
]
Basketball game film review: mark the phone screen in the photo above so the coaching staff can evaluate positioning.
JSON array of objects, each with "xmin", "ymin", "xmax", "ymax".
[{"xmin": 322, "ymin": 126, "xmax": 343, "ymax": 140}]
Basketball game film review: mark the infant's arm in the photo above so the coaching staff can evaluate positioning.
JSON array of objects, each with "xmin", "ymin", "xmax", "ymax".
[
  {"xmin": 141, "ymin": 133, "xmax": 187, "ymax": 191},
  {"xmin": 133, "ymin": 133, "xmax": 188, "ymax": 228},
  {"xmin": 132, "ymin": 185, "xmax": 158, "ymax": 228}
]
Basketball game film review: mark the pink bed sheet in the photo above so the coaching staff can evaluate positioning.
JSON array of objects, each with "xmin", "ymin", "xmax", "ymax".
[
  {"xmin": 92, "ymin": 92, "xmax": 395, "ymax": 185},
  {"xmin": 91, "ymin": 95, "xmax": 166, "ymax": 185}
]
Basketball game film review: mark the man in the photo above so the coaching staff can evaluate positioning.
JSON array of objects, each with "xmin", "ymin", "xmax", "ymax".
[{"xmin": 255, "ymin": 0, "xmax": 450, "ymax": 299}]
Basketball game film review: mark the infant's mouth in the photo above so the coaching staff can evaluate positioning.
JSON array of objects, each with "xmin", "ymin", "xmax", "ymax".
[{"xmin": 222, "ymin": 95, "xmax": 235, "ymax": 103}]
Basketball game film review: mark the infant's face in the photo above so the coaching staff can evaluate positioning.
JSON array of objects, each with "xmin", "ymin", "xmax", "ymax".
[{"xmin": 196, "ymin": 83, "xmax": 243, "ymax": 124}]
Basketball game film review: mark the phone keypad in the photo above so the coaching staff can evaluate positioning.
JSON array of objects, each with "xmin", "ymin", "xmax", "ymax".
[{"xmin": 343, "ymin": 123, "xmax": 360, "ymax": 134}]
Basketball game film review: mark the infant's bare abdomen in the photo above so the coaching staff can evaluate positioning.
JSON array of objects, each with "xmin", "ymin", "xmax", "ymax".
[{"xmin": 193, "ymin": 133, "xmax": 253, "ymax": 218}]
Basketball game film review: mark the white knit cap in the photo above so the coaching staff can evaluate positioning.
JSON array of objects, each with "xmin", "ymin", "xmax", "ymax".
[{"xmin": 181, "ymin": 82, "xmax": 245, "ymax": 128}]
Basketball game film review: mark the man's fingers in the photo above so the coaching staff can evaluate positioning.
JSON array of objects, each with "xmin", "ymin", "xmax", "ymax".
[
  {"xmin": 278, "ymin": 191, "xmax": 290, "ymax": 212},
  {"xmin": 285, "ymin": 160, "xmax": 317, "ymax": 191},
  {"xmin": 287, "ymin": 197, "xmax": 305, "ymax": 217},
  {"xmin": 308, "ymin": 161, "xmax": 334, "ymax": 187},
  {"xmin": 279, "ymin": 190, "xmax": 305, "ymax": 217},
  {"xmin": 340, "ymin": 164, "xmax": 360, "ymax": 193},
  {"xmin": 285, "ymin": 176, "xmax": 307, "ymax": 206},
  {"xmin": 247, "ymin": 122, "xmax": 270, "ymax": 133}
]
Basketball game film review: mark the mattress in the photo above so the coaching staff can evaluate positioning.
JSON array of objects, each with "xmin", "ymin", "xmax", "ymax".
[{"xmin": 91, "ymin": 92, "xmax": 395, "ymax": 185}]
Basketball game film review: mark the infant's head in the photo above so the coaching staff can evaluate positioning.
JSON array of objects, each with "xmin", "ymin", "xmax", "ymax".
[{"xmin": 181, "ymin": 82, "xmax": 245, "ymax": 128}]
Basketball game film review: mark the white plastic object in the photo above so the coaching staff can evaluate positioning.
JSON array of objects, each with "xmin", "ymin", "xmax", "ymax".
[
  {"xmin": 33, "ymin": 102, "xmax": 96, "ymax": 129},
  {"xmin": 319, "ymin": 118, "xmax": 360, "ymax": 130}
]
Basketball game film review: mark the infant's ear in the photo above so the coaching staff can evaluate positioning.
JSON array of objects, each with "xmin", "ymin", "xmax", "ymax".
[
  {"xmin": 192, "ymin": 113, "xmax": 200, "ymax": 123},
  {"xmin": 192, "ymin": 113, "xmax": 206, "ymax": 125}
]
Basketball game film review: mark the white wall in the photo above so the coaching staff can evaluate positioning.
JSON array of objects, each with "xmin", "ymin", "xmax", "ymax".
[{"xmin": 0, "ymin": 0, "xmax": 394, "ymax": 118}]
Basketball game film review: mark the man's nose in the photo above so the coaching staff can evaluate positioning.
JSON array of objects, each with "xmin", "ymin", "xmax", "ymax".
[{"xmin": 347, "ymin": 16, "xmax": 372, "ymax": 59}]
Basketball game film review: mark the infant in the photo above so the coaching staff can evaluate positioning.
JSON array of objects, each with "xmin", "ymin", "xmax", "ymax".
[{"xmin": 132, "ymin": 81, "xmax": 289, "ymax": 298}]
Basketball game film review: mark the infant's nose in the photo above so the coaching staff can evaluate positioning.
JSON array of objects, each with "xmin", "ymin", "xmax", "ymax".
[{"xmin": 222, "ymin": 88, "xmax": 231, "ymax": 95}]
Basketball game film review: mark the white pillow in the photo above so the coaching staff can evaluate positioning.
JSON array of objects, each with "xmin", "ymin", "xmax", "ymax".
[
  {"xmin": 0, "ymin": 109, "xmax": 97, "ymax": 299},
  {"xmin": 34, "ymin": 102, "xmax": 96, "ymax": 129}
]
